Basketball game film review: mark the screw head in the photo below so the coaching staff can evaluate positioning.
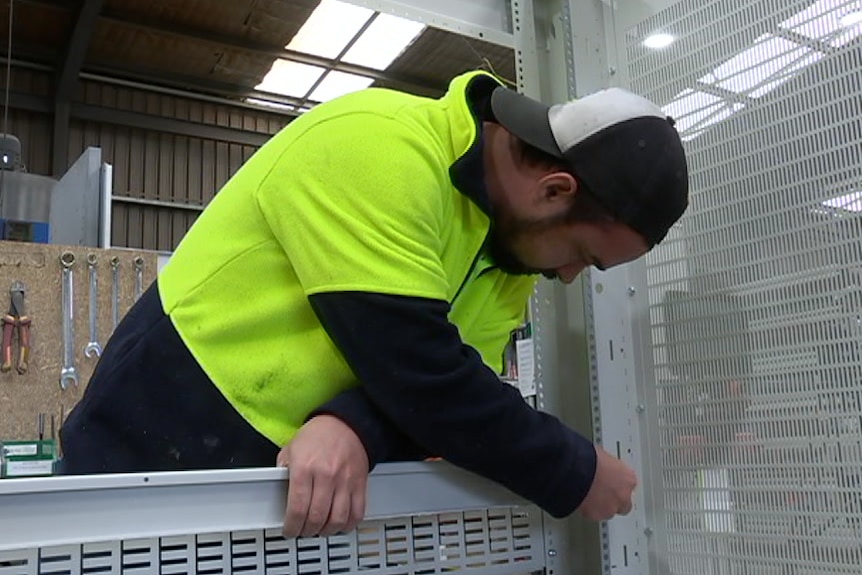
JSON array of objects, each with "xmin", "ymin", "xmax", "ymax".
[
  {"xmin": 644, "ymin": 527, "xmax": 654, "ymax": 536},
  {"xmin": 628, "ymin": 286, "xmax": 636, "ymax": 296},
  {"xmin": 636, "ymin": 404, "xmax": 646, "ymax": 413},
  {"xmin": 548, "ymin": 549, "xmax": 558, "ymax": 557}
]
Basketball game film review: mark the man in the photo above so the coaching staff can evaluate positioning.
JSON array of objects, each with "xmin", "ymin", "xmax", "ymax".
[{"xmin": 60, "ymin": 70, "xmax": 688, "ymax": 538}]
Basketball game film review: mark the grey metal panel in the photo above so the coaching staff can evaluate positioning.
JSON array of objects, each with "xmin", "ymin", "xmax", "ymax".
[{"xmin": 49, "ymin": 147, "xmax": 104, "ymax": 247}]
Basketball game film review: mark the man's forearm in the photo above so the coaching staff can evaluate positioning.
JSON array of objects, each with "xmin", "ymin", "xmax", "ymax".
[{"xmin": 309, "ymin": 386, "xmax": 430, "ymax": 467}]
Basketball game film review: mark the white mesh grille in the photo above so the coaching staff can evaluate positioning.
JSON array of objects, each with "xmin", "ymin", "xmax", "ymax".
[
  {"xmin": 0, "ymin": 508, "xmax": 542, "ymax": 575},
  {"xmin": 625, "ymin": 0, "xmax": 862, "ymax": 573}
]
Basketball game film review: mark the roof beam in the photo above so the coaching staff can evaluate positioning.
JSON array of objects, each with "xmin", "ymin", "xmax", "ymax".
[
  {"xmin": 6, "ymin": 89, "xmax": 274, "ymax": 147},
  {"xmin": 56, "ymin": 0, "xmax": 104, "ymax": 97},
  {"xmin": 53, "ymin": 0, "xmax": 105, "ymax": 175},
  {"xmin": 3, "ymin": 47, "xmax": 306, "ymax": 111}
]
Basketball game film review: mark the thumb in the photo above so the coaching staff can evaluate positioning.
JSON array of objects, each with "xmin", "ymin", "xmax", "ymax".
[{"xmin": 276, "ymin": 445, "xmax": 291, "ymax": 468}]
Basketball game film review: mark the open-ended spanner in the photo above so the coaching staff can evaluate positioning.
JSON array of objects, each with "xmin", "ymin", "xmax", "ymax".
[
  {"xmin": 134, "ymin": 256, "xmax": 144, "ymax": 301},
  {"xmin": 60, "ymin": 252, "xmax": 78, "ymax": 390},
  {"xmin": 84, "ymin": 253, "xmax": 102, "ymax": 358},
  {"xmin": 110, "ymin": 256, "xmax": 120, "ymax": 330}
]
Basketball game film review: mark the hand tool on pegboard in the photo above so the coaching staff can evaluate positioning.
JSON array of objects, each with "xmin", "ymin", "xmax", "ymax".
[
  {"xmin": 84, "ymin": 253, "xmax": 102, "ymax": 358},
  {"xmin": 59, "ymin": 252, "xmax": 79, "ymax": 390},
  {"xmin": 1, "ymin": 281, "xmax": 31, "ymax": 375}
]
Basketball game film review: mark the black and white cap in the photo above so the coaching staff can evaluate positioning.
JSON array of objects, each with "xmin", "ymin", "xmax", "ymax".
[{"xmin": 491, "ymin": 86, "xmax": 689, "ymax": 246}]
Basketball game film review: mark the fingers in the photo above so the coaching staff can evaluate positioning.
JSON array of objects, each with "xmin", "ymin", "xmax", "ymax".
[
  {"xmin": 283, "ymin": 469, "xmax": 368, "ymax": 538},
  {"xmin": 319, "ymin": 484, "xmax": 352, "ymax": 537},
  {"xmin": 301, "ymin": 470, "xmax": 336, "ymax": 538},
  {"xmin": 283, "ymin": 468, "xmax": 313, "ymax": 538},
  {"xmin": 276, "ymin": 447, "xmax": 290, "ymax": 468},
  {"xmin": 346, "ymin": 475, "xmax": 368, "ymax": 533}
]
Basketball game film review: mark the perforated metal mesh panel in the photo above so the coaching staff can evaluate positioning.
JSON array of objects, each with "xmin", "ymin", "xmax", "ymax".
[
  {"xmin": 0, "ymin": 508, "xmax": 543, "ymax": 575},
  {"xmin": 624, "ymin": 0, "xmax": 862, "ymax": 573}
]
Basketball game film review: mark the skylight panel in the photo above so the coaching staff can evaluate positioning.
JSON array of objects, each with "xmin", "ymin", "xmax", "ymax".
[
  {"xmin": 748, "ymin": 50, "xmax": 824, "ymax": 97},
  {"xmin": 663, "ymin": 89, "xmax": 723, "ymax": 120},
  {"xmin": 663, "ymin": 90, "xmax": 744, "ymax": 137},
  {"xmin": 286, "ymin": 0, "xmax": 374, "ymax": 59},
  {"xmin": 341, "ymin": 13, "xmax": 426, "ymax": 70},
  {"xmin": 256, "ymin": 60, "xmax": 326, "ymax": 98},
  {"xmin": 833, "ymin": 11, "xmax": 862, "ymax": 46},
  {"xmin": 823, "ymin": 190, "xmax": 862, "ymax": 212},
  {"xmin": 308, "ymin": 71, "xmax": 375, "ymax": 103},
  {"xmin": 699, "ymin": 34, "xmax": 816, "ymax": 95},
  {"xmin": 780, "ymin": 0, "xmax": 862, "ymax": 47}
]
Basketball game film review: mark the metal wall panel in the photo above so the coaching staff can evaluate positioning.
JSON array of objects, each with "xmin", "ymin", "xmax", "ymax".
[
  {"xmin": 2, "ymin": 109, "xmax": 52, "ymax": 176},
  {"xmin": 6, "ymin": 66, "xmax": 288, "ymax": 251},
  {"xmin": 608, "ymin": 0, "xmax": 862, "ymax": 573}
]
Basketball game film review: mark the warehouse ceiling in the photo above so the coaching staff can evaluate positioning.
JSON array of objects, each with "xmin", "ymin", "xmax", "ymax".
[{"xmin": 2, "ymin": 0, "xmax": 517, "ymax": 112}]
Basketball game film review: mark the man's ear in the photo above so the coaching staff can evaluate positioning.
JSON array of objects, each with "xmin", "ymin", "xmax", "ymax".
[{"xmin": 539, "ymin": 172, "xmax": 578, "ymax": 202}]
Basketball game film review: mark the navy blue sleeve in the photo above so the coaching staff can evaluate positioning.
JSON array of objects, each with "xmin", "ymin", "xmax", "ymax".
[
  {"xmin": 307, "ymin": 291, "xmax": 597, "ymax": 519},
  {"xmin": 308, "ymin": 386, "xmax": 431, "ymax": 465}
]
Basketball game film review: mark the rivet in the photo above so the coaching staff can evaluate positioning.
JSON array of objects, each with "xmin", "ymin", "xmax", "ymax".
[
  {"xmin": 548, "ymin": 549, "xmax": 558, "ymax": 557},
  {"xmin": 628, "ymin": 286, "xmax": 636, "ymax": 296},
  {"xmin": 636, "ymin": 404, "xmax": 645, "ymax": 413},
  {"xmin": 644, "ymin": 527, "xmax": 654, "ymax": 536}
]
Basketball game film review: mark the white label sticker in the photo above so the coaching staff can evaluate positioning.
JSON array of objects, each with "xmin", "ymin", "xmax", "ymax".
[
  {"xmin": 5, "ymin": 460, "xmax": 54, "ymax": 477},
  {"xmin": 516, "ymin": 339, "xmax": 536, "ymax": 397},
  {"xmin": 3, "ymin": 445, "xmax": 38, "ymax": 456}
]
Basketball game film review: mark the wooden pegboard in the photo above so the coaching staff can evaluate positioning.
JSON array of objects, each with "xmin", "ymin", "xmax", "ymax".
[{"xmin": 0, "ymin": 241, "xmax": 158, "ymax": 442}]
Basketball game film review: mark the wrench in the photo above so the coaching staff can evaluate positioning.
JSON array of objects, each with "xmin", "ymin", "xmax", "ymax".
[
  {"xmin": 133, "ymin": 256, "xmax": 144, "ymax": 301},
  {"xmin": 84, "ymin": 253, "xmax": 102, "ymax": 358},
  {"xmin": 110, "ymin": 256, "xmax": 120, "ymax": 330},
  {"xmin": 60, "ymin": 252, "xmax": 78, "ymax": 390}
]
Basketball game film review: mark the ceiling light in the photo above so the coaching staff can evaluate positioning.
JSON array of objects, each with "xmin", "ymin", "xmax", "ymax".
[
  {"xmin": 840, "ymin": 11, "xmax": 862, "ymax": 27},
  {"xmin": 643, "ymin": 33, "xmax": 674, "ymax": 49}
]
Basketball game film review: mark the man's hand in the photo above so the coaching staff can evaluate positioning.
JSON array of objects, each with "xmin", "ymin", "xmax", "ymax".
[
  {"xmin": 277, "ymin": 415, "xmax": 369, "ymax": 538},
  {"xmin": 577, "ymin": 445, "xmax": 638, "ymax": 521}
]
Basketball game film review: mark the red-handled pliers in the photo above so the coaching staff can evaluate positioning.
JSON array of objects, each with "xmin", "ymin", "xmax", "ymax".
[{"xmin": 2, "ymin": 282, "xmax": 31, "ymax": 375}]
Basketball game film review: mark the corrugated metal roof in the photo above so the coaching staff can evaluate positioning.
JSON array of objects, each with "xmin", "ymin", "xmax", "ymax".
[
  {"xmin": 2, "ymin": 1, "xmax": 69, "ymax": 60},
  {"xmin": 385, "ymin": 28, "xmax": 517, "ymax": 88},
  {"xmin": 101, "ymin": 0, "xmax": 320, "ymax": 48}
]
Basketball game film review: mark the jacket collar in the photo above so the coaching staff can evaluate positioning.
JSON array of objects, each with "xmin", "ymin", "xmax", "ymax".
[{"xmin": 444, "ymin": 71, "xmax": 504, "ymax": 218}]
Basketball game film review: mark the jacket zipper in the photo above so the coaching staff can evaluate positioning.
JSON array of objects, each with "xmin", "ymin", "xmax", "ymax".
[{"xmin": 451, "ymin": 237, "xmax": 497, "ymax": 305}]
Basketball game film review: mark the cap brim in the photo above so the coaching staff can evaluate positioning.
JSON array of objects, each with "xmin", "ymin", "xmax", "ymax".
[{"xmin": 491, "ymin": 87, "xmax": 562, "ymax": 158}]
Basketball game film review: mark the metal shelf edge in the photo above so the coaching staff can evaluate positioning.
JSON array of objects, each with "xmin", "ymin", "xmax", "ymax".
[{"xmin": 0, "ymin": 461, "xmax": 529, "ymax": 551}]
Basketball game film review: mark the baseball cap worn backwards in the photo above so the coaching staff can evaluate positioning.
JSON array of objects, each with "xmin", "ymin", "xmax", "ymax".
[{"xmin": 490, "ymin": 86, "xmax": 690, "ymax": 247}]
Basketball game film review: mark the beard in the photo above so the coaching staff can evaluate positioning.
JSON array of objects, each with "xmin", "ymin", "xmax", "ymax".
[{"xmin": 485, "ymin": 219, "xmax": 559, "ymax": 280}]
